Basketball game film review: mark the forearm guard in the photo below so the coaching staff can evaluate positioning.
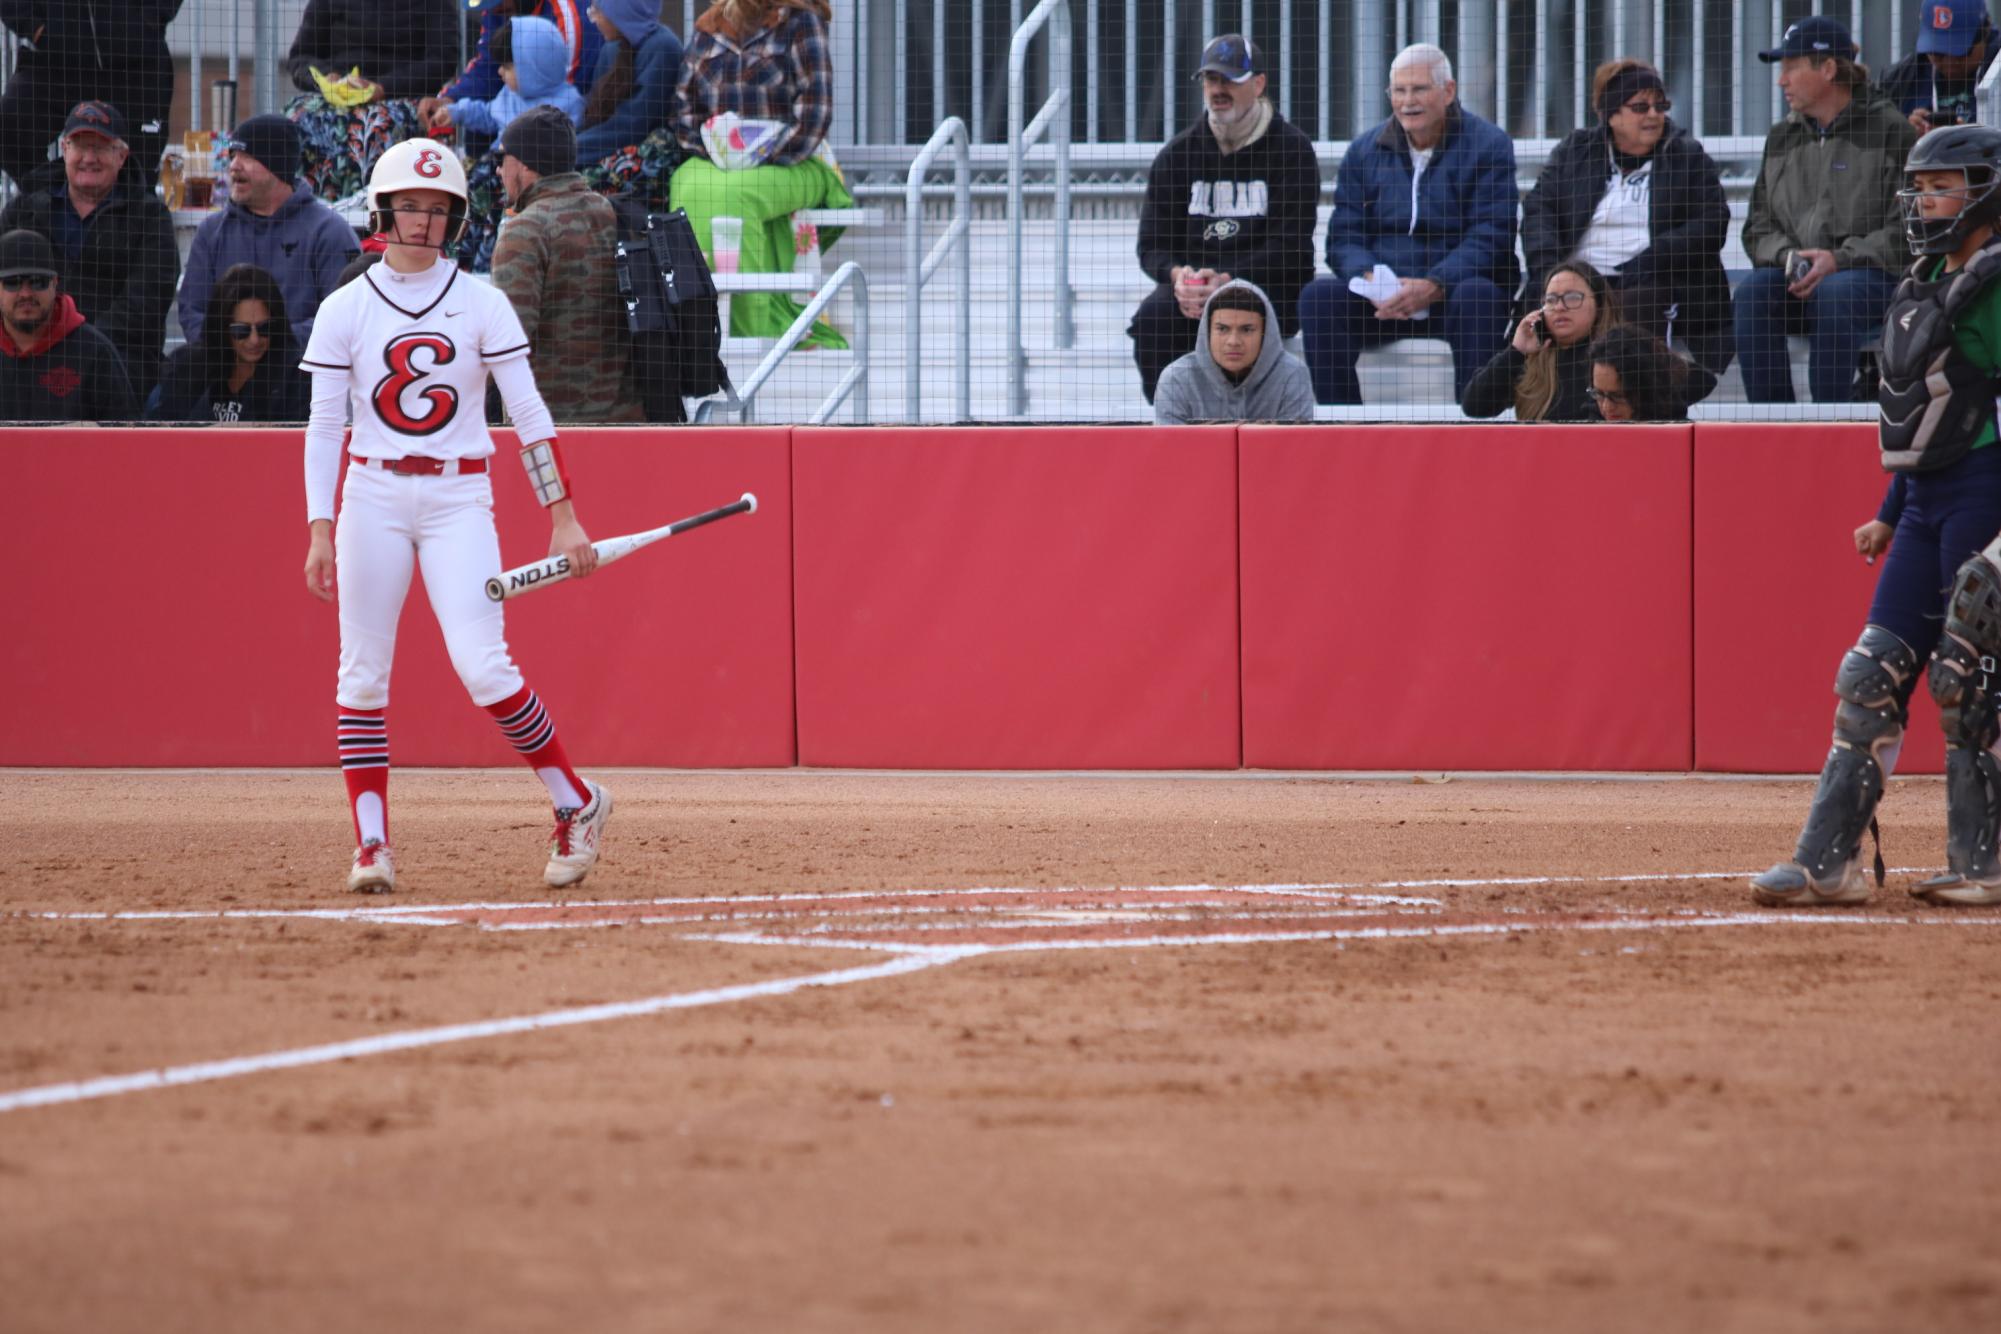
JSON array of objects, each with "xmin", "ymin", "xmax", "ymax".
[{"xmin": 519, "ymin": 439, "xmax": 571, "ymax": 507}]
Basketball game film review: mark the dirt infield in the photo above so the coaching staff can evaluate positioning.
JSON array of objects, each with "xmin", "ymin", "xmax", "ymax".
[{"xmin": 3, "ymin": 770, "xmax": 1999, "ymax": 1334}]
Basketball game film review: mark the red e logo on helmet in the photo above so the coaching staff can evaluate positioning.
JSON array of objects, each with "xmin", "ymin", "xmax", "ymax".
[{"xmin": 413, "ymin": 147, "xmax": 444, "ymax": 178}]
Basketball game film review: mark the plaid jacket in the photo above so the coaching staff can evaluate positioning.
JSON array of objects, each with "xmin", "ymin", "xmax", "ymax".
[{"xmin": 672, "ymin": 8, "xmax": 833, "ymax": 166}]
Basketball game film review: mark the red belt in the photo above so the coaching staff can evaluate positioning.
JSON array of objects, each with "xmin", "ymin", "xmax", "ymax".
[{"xmin": 351, "ymin": 454, "xmax": 489, "ymax": 476}]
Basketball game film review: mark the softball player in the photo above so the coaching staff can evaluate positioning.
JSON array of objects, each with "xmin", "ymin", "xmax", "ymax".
[{"xmin": 301, "ymin": 138, "xmax": 610, "ymax": 894}]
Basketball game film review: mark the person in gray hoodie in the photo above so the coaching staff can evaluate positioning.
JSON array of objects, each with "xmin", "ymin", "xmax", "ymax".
[
  {"xmin": 177, "ymin": 115, "xmax": 360, "ymax": 347},
  {"xmin": 1152, "ymin": 279, "xmax": 1315, "ymax": 424}
]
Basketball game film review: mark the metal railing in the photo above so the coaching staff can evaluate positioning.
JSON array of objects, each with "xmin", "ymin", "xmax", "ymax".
[
  {"xmin": 839, "ymin": 0, "xmax": 1920, "ymax": 150},
  {"xmin": 1007, "ymin": 0, "xmax": 1073, "ymax": 418},
  {"xmin": 694, "ymin": 264, "xmax": 871, "ymax": 425},
  {"xmin": 904, "ymin": 117, "xmax": 973, "ymax": 423}
]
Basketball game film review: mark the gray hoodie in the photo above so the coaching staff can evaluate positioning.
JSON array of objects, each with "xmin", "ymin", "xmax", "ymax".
[
  {"xmin": 1152, "ymin": 279, "xmax": 1315, "ymax": 425},
  {"xmin": 178, "ymin": 183, "xmax": 361, "ymax": 347}
]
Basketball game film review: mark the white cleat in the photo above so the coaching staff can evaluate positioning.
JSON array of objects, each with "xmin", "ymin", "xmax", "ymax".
[
  {"xmin": 348, "ymin": 839, "xmax": 396, "ymax": 894},
  {"xmin": 545, "ymin": 781, "xmax": 611, "ymax": 888}
]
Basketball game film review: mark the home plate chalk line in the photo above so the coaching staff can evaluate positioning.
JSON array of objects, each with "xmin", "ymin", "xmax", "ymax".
[{"xmin": 5, "ymin": 870, "xmax": 1997, "ymax": 1117}]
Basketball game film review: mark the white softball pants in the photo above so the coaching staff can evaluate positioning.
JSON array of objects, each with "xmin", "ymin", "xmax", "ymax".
[{"xmin": 333, "ymin": 464, "xmax": 525, "ymax": 711}]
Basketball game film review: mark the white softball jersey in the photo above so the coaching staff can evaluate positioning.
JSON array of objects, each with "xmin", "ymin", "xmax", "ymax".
[{"xmin": 301, "ymin": 258, "xmax": 558, "ymax": 521}]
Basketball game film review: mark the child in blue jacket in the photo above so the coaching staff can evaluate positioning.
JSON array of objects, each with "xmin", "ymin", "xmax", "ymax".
[{"xmin": 436, "ymin": 16, "xmax": 586, "ymax": 139}]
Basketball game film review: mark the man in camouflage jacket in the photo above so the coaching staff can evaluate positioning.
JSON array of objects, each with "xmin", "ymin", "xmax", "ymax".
[{"xmin": 490, "ymin": 106, "xmax": 643, "ymax": 423}]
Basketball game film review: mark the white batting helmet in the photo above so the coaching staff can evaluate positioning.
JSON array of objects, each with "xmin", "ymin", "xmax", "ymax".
[{"xmin": 367, "ymin": 139, "xmax": 470, "ymax": 244}]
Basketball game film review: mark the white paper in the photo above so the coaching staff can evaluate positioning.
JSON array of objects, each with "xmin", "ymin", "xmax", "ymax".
[{"xmin": 1348, "ymin": 264, "xmax": 1428, "ymax": 320}]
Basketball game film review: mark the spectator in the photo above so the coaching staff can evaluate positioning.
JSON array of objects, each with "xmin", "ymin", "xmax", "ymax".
[
  {"xmin": 0, "ymin": 2, "xmax": 179, "ymax": 191},
  {"xmin": 151, "ymin": 265, "xmax": 311, "ymax": 423},
  {"xmin": 421, "ymin": 0, "xmax": 603, "ymax": 134},
  {"xmin": 179, "ymin": 116, "xmax": 360, "ymax": 348},
  {"xmin": 284, "ymin": 0, "xmax": 460, "ymax": 202},
  {"xmin": 1585, "ymin": 324, "xmax": 1716, "ymax": 422},
  {"xmin": 444, "ymin": 16, "xmax": 593, "ymax": 273},
  {"xmin": 578, "ymin": 0, "xmax": 686, "ymax": 166},
  {"xmin": 1129, "ymin": 34, "xmax": 1319, "ymax": 404},
  {"xmin": 1520, "ymin": 59, "xmax": 1733, "ymax": 377},
  {"xmin": 1298, "ymin": 44, "xmax": 1518, "ymax": 405},
  {"xmin": 433, "ymin": 17, "xmax": 586, "ymax": 138},
  {"xmin": 1153, "ymin": 280, "xmax": 1314, "ymax": 425},
  {"xmin": 1737, "ymin": 17, "xmax": 1918, "ymax": 403},
  {"xmin": 1882, "ymin": 0, "xmax": 1998, "ymax": 134},
  {"xmin": 0, "ymin": 229, "xmax": 136, "ymax": 421},
  {"xmin": 1461, "ymin": 261, "xmax": 1615, "ymax": 422},
  {"xmin": 668, "ymin": 0, "xmax": 849, "ymax": 344},
  {"xmin": 0, "ymin": 101, "xmax": 178, "ymax": 399},
  {"xmin": 489, "ymin": 107, "xmax": 643, "ymax": 422}
]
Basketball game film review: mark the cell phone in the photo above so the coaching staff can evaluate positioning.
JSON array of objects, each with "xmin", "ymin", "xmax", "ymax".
[
  {"xmin": 1788, "ymin": 253, "xmax": 1813, "ymax": 285},
  {"xmin": 1534, "ymin": 314, "xmax": 1554, "ymax": 346},
  {"xmin": 1929, "ymin": 107, "xmax": 1962, "ymax": 128}
]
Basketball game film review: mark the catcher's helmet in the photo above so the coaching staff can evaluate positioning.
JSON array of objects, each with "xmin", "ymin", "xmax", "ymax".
[
  {"xmin": 367, "ymin": 139, "xmax": 470, "ymax": 247},
  {"xmin": 1900, "ymin": 123, "xmax": 2001, "ymax": 255}
]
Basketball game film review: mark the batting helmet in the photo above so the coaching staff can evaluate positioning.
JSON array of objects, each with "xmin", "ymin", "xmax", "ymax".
[
  {"xmin": 1900, "ymin": 123, "xmax": 2001, "ymax": 256},
  {"xmin": 367, "ymin": 139, "xmax": 470, "ymax": 247}
]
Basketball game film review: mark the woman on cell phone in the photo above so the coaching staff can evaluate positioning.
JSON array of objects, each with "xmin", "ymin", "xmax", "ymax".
[{"xmin": 1460, "ymin": 260, "xmax": 1616, "ymax": 421}]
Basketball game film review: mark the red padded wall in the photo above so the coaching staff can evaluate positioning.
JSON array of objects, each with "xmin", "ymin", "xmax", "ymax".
[
  {"xmin": 1239, "ymin": 424, "xmax": 1694, "ymax": 770},
  {"xmin": 2, "ymin": 427, "xmax": 794, "ymax": 766},
  {"xmin": 790, "ymin": 426, "xmax": 1242, "ymax": 768},
  {"xmin": 1693, "ymin": 422, "xmax": 1941, "ymax": 774}
]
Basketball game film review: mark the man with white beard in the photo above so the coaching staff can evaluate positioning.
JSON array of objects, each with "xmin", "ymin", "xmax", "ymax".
[{"xmin": 1130, "ymin": 34, "xmax": 1320, "ymax": 404}]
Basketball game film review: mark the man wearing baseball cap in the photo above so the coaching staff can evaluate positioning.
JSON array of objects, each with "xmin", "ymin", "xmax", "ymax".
[
  {"xmin": 0, "ymin": 228, "xmax": 137, "ymax": 421},
  {"xmin": 177, "ymin": 114, "xmax": 359, "ymax": 351},
  {"xmin": 1131, "ymin": 34, "xmax": 1319, "ymax": 402},
  {"xmin": 490, "ymin": 106, "xmax": 642, "ymax": 422},
  {"xmin": 0, "ymin": 101, "xmax": 178, "ymax": 399},
  {"xmin": 1883, "ymin": 0, "xmax": 1999, "ymax": 134},
  {"xmin": 1736, "ymin": 16, "xmax": 1918, "ymax": 402}
]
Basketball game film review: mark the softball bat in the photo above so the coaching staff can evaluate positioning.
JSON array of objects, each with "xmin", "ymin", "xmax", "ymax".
[{"xmin": 485, "ymin": 492, "xmax": 757, "ymax": 602}]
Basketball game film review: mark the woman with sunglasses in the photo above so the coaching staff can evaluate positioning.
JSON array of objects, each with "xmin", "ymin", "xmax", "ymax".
[
  {"xmin": 1519, "ymin": 58, "xmax": 1732, "ymax": 380},
  {"xmin": 152, "ymin": 264, "xmax": 311, "ymax": 423},
  {"xmin": 1461, "ymin": 260, "xmax": 1616, "ymax": 421}
]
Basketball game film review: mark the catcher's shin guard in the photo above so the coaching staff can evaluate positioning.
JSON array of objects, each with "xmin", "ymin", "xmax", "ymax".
[
  {"xmin": 1919, "ymin": 546, "xmax": 2001, "ymax": 903},
  {"xmin": 1754, "ymin": 626, "xmax": 1918, "ymax": 905}
]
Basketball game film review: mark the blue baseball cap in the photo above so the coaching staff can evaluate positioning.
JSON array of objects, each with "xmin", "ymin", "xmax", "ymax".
[
  {"xmin": 1917, "ymin": 0, "xmax": 1992, "ymax": 56},
  {"xmin": 1757, "ymin": 15, "xmax": 1858, "ymax": 63},
  {"xmin": 1195, "ymin": 34, "xmax": 1263, "ymax": 83}
]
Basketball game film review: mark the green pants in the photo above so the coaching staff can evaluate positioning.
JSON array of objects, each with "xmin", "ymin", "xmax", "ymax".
[{"xmin": 669, "ymin": 154, "xmax": 854, "ymax": 348}]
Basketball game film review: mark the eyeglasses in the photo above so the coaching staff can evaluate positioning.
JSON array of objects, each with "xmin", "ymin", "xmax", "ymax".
[
  {"xmin": 228, "ymin": 320, "xmax": 273, "ymax": 339},
  {"xmin": 1542, "ymin": 290, "xmax": 1591, "ymax": 310},
  {"xmin": 1620, "ymin": 98, "xmax": 1672, "ymax": 115},
  {"xmin": 1, "ymin": 275, "xmax": 54, "ymax": 292},
  {"xmin": 1585, "ymin": 386, "xmax": 1632, "ymax": 406}
]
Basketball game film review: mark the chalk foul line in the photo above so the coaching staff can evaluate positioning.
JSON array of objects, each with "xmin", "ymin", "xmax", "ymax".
[{"xmin": 0, "ymin": 948, "xmax": 968, "ymax": 1116}]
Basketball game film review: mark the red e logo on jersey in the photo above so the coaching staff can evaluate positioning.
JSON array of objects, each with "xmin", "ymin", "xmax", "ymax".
[
  {"xmin": 413, "ymin": 147, "xmax": 445, "ymax": 178},
  {"xmin": 372, "ymin": 333, "xmax": 459, "ymax": 435}
]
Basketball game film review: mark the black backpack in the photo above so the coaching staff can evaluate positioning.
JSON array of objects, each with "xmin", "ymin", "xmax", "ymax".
[{"xmin": 608, "ymin": 195, "xmax": 733, "ymax": 423}]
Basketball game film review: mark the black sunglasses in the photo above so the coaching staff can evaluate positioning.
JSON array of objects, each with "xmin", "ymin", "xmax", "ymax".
[
  {"xmin": 228, "ymin": 320, "xmax": 274, "ymax": 339},
  {"xmin": 1, "ymin": 274, "xmax": 53, "ymax": 292},
  {"xmin": 1621, "ymin": 98, "xmax": 1672, "ymax": 115}
]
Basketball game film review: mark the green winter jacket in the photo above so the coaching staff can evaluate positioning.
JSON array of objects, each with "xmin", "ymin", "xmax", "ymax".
[{"xmin": 1741, "ymin": 85, "xmax": 1919, "ymax": 275}]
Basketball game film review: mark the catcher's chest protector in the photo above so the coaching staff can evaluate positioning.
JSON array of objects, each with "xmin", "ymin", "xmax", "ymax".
[{"xmin": 1879, "ymin": 240, "xmax": 2001, "ymax": 472}]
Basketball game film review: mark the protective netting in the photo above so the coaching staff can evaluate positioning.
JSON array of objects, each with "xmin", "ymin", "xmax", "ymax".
[{"xmin": 0, "ymin": 1, "xmax": 1985, "ymax": 423}]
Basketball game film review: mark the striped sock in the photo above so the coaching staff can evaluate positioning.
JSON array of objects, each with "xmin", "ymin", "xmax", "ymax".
[
  {"xmin": 485, "ymin": 685, "xmax": 587, "ymax": 810},
  {"xmin": 338, "ymin": 707, "xmax": 389, "ymax": 846}
]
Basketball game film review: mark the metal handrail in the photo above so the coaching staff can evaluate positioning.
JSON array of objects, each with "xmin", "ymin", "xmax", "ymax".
[
  {"xmin": 1006, "ymin": 0, "xmax": 1072, "ymax": 418},
  {"xmin": 904, "ymin": 116, "xmax": 972, "ymax": 423},
  {"xmin": 693, "ymin": 263, "xmax": 870, "ymax": 425}
]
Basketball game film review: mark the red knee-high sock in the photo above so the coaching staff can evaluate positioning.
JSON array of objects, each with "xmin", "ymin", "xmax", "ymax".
[
  {"xmin": 485, "ymin": 685, "xmax": 588, "ymax": 809},
  {"xmin": 338, "ymin": 706, "xmax": 389, "ymax": 846}
]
